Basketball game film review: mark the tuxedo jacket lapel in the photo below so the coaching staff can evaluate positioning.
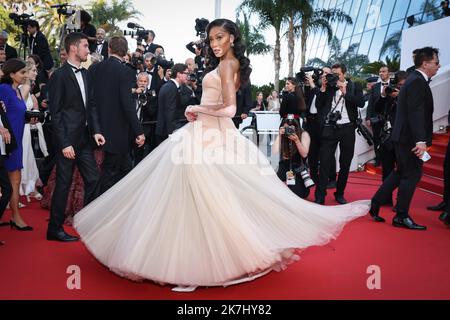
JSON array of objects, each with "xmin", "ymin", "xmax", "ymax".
[{"xmin": 64, "ymin": 63, "xmax": 85, "ymax": 108}]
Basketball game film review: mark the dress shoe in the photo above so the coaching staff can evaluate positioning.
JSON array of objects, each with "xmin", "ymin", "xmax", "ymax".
[
  {"xmin": 427, "ymin": 201, "xmax": 447, "ymax": 212},
  {"xmin": 439, "ymin": 211, "xmax": 450, "ymax": 227},
  {"xmin": 314, "ymin": 197, "xmax": 325, "ymax": 205},
  {"xmin": 392, "ymin": 216, "xmax": 427, "ymax": 230},
  {"xmin": 369, "ymin": 202, "xmax": 385, "ymax": 223},
  {"xmin": 326, "ymin": 181, "xmax": 337, "ymax": 189},
  {"xmin": 334, "ymin": 193, "xmax": 348, "ymax": 204},
  {"xmin": 47, "ymin": 230, "xmax": 79, "ymax": 242},
  {"xmin": 10, "ymin": 220, "xmax": 33, "ymax": 231}
]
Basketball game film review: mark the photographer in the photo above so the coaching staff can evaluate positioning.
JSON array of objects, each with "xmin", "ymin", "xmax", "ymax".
[
  {"xmin": 314, "ymin": 63, "xmax": 365, "ymax": 205},
  {"xmin": 80, "ymin": 10, "xmax": 97, "ymax": 53},
  {"xmin": 133, "ymin": 72, "xmax": 158, "ymax": 164},
  {"xmin": 93, "ymin": 28, "xmax": 108, "ymax": 60},
  {"xmin": 142, "ymin": 52, "xmax": 163, "ymax": 93},
  {"xmin": 141, "ymin": 30, "xmax": 160, "ymax": 54},
  {"xmin": 26, "ymin": 20, "xmax": 54, "ymax": 73},
  {"xmin": 374, "ymin": 71, "xmax": 408, "ymax": 204},
  {"xmin": 277, "ymin": 115, "xmax": 312, "ymax": 199},
  {"xmin": 280, "ymin": 77, "xmax": 306, "ymax": 119},
  {"xmin": 366, "ymin": 65, "xmax": 391, "ymax": 166},
  {"xmin": 303, "ymin": 67, "xmax": 337, "ymax": 185}
]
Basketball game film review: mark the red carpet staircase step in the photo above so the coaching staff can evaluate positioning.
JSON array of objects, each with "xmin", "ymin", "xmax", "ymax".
[{"xmin": 365, "ymin": 129, "xmax": 449, "ymax": 196}]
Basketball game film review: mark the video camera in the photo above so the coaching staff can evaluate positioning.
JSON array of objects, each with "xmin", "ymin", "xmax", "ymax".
[
  {"xmin": 124, "ymin": 22, "xmax": 150, "ymax": 45},
  {"xmin": 195, "ymin": 18, "xmax": 209, "ymax": 40},
  {"xmin": 296, "ymin": 66, "xmax": 323, "ymax": 85},
  {"xmin": 51, "ymin": 3, "xmax": 76, "ymax": 16},
  {"xmin": 9, "ymin": 13, "xmax": 33, "ymax": 28}
]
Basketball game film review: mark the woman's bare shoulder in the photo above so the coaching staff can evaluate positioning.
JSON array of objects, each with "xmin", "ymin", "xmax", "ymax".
[{"xmin": 219, "ymin": 58, "xmax": 239, "ymax": 73}]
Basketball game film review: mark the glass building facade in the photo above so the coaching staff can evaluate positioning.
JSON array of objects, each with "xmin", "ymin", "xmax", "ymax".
[{"xmin": 305, "ymin": 0, "xmax": 441, "ymax": 64}]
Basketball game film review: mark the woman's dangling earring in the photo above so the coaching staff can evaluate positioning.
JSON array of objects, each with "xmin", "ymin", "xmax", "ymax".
[{"xmin": 231, "ymin": 42, "xmax": 234, "ymax": 48}]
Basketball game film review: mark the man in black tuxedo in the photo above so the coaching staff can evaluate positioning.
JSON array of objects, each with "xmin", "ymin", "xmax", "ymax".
[
  {"xmin": 370, "ymin": 47, "xmax": 440, "ymax": 230},
  {"xmin": 155, "ymin": 63, "xmax": 190, "ymax": 143},
  {"xmin": 92, "ymin": 28, "xmax": 108, "ymax": 61},
  {"xmin": 141, "ymin": 30, "xmax": 161, "ymax": 54},
  {"xmin": 47, "ymin": 33, "xmax": 105, "ymax": 242},
  {"xmin": 143, "ymin": 52, "xmax": 163, "ymax": 93},
  {"xmin": 26, "ymin": 20, "xmax": 54, "ymax": 72},
  {"xmin": 314, "ymin": 63, "xmax": 366, "ymax": 205},
  {"xmin": 366, "ymin": 65, "xmax": 391, "ymax": 167},
  {"xmin": 0, "ymin": 31, "xmax": 17, "ymax": 61},
  {"xmin": 89, "ymin": 36, "xmax": 145, "ymax": 194},
  {"xmin": 132, "ymin": 72, "xmax": 158, "ymax": 164}
]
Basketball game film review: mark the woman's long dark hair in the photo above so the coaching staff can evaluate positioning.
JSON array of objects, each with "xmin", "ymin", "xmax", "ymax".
[
  {"xmin": 204, "ymin": 19, "xmax": 252, "ymax": 86},
  {"xmin": 286, "ymin": 77, "xmax": 306, "ymax": 113},
  {"xmin": 280, "ymin": 118, "xmax": 304, "ymax": 160},
  {"xmin": 0, "ymin": 58, "xmax": 26, "ymax": 85}
]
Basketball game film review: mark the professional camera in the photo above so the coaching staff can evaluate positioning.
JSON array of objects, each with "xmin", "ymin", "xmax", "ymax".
[
  {"xmin": 124, "ymin": 22, "xmax": 150, "ymax": 45},
  {"xmin": 292, "ymin": 164, "xmax": 315, "ymax": 188},
  {"xmin": 9, "ymin": 13, "xmax": 33, "ymax": 27},
  {"xmin": 325, "ymin": 73, "xmax": 340, "ymax": 88},
  {"xmin": 155, "ymin": 54, "xmax": 174, "ymax": 70},
  {"xmin": 284, "ymin": 125, "xmax": 296, "ymax": 136},
  {"xmin": 138, "ymin": 90, "xmax": 155, "ymax": 106},
  {"xmin": 326, "ymin": 110, "xmax": 342, "ymax": 126},
  {"xmin": 195, "ymin": 18, "xmax": 209, "ymax": 39},
  {"xmin": 51, "ymin": 4, "xmax": 76, "ymax": 16},
  {"xmin": 295, "ymin": 66, "xmax": 323, "ymax": 85},
  {"xmin": 384, "ymin": 76, "xmax": 399, "ymax": 96},
  {"xmin": 356, "ymin": 118, "xmax": 374, "ymax": 146}
]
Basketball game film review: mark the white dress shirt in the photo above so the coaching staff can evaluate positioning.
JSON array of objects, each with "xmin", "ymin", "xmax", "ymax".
[{"xmin": 67, "ymin": 61, "xmax": 87, "ymax": 108}]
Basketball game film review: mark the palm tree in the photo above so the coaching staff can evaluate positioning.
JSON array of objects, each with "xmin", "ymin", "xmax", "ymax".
[
  {"xmin": 236, "ymin": 11, "xmax": 272, "ymax": 57},
  {"xmin": 239, "ymin": 0, "xmax": 289, "ymax": 91},
  {"xmin": 296, "ymin": 2, "xmax": 352, "ymax": 69},
  {"xmin": 362, "ymin": 55, "xmax": 400, "ymax": 75},
  {"xmin": 89, "ymin": 0, "xmax": 140, "ymax": 34},
  {"xmin": 379, "ymin": 30, "xmax": 401, "ymax": 60},
  {"xmin": 307, "ymin": 37, "xmax": 369, "ymax": 77}
]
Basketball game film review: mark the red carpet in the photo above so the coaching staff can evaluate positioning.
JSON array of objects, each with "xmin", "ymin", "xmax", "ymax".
[{"xmin": 0, "ymin": 172, "xmax": 449, "ymax": 300}]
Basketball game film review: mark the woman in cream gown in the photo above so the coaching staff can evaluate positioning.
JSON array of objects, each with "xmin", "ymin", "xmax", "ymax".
[{"xmin": 74, "ymin": 19, "xmax": 369, "ymax": 291}]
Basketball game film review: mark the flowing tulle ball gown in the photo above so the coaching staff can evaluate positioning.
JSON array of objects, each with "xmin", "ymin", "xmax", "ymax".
[{"xmin": 73, "ymin": 67, "xmax": 369, "ymax": 288}]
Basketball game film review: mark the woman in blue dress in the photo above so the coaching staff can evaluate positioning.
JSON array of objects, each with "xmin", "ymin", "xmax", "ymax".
[{"xmin": 0, "ymin": 58, "xmax": 32, "ymax": 231}]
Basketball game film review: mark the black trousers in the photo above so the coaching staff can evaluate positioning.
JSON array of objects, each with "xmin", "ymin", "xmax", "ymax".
[
  {"xmin": 315, "ymin": 124, "xmax": 356, "ymax": 199},
  {"xmin": 99, "ymin": 151, "xmax": 132, "ymax": 195},
  {"xmin": 372, "ymin": 122, "xmax": 383, "ymax": 161},
  {"xmin": 372, "ymin": 143, "xmax": 423, "ymax": 217},
  {"xmin": 444, "ymin": 139, "xmax": 450, "ymax": 209},
  {"xmin": 380, "ymin": 143, "xmax": 396, "ymax": 182},
  {"xmin": 39, "ymin": 122, "xmax": 56, "ymax": 186},
  {"xmin": 0, "ymin": 162, "xmax": 12, "ymax": 220},
  {"xmin": 306, "ymin": 117, "xmax": 336, "ymax": 183},
  {"xmin": 48, "ymin": 134, "xmax": 100, "ymax": 233}
]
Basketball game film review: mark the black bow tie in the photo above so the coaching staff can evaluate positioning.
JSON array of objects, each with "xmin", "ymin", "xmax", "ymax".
[
  {"xmin": 428, "ymin": 78, "xmax": 432, "ymax": 84},
  {"xmin": 381, "ymin": 82, "xmax": 389, "ymax": 86},
  {"xmin": 71, "ymin": 66, "xmax": 83, "ymax": 73}
]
